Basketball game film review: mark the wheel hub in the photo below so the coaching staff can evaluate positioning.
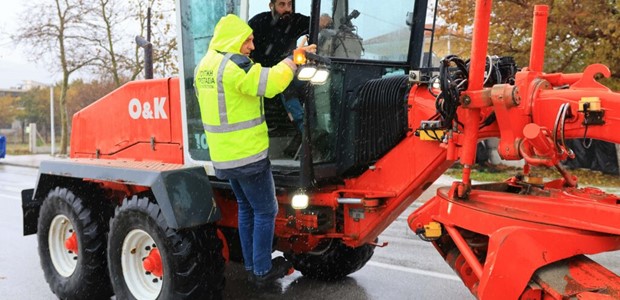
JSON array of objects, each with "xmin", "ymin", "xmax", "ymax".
[
  {"xmin": 142, "ymin": 248, "xmax": 163, "ymax": 278},
  {"xmin": 122, "ymin": 229, "xmax": 163, "ymax": 300},
  {"xmin": 49, "ymin": 215, "xmax": 78, "ymax": 277},
  {"xmin": 64, "ymin": 232, "xmax": 78, "ymax": 254}
]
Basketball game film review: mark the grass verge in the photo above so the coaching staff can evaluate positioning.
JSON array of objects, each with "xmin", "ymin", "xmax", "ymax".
[{"xmin": 446, "ymin": 164, "xmax": 620, "ymax": 188}]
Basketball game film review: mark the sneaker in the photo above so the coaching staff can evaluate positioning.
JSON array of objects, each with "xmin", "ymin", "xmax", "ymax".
[{"xmin": 251, "ymin": 257, "xmax": 293, "ymax": 287}]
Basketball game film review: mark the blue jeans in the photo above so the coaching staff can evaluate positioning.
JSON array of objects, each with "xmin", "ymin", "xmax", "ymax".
[{"xmin": 229, "ymin": 166, "xmax": 278, "ymax": 276}]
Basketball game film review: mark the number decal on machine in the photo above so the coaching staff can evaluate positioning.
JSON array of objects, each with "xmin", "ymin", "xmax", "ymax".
[{"xmin": 194, "ymin": 133, "xmax": 208, "ymax": 150}]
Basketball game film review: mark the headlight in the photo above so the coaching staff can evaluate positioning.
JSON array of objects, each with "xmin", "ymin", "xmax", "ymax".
[
  {"xmin": 297, "ymin": 66, "xmax": 317, "ymax": 80},
  {"xmin": 291, "ymin": 193, "xmax": 309, "ymax": 210},
  {"xmin": 309, "ymin": 68, "xmax": 329, "ymax": 85},
  {"xmin": 294, "ymin": 50, "xmax": 331, "ymax": 85}
]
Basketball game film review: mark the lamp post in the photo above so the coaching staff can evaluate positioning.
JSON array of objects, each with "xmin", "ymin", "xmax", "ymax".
[{"xmin": 50, "ymin": 85, "xmax": 55, "ymax": 156}]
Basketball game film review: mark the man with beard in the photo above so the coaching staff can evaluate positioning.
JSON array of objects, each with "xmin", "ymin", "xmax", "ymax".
[
  {"xmin": 249, "ymin": 0, "xmax": 310, "ymax": 153},
  {"xmin": 249, "ymin": 0, "xmax": 310, "ymax": 68}
]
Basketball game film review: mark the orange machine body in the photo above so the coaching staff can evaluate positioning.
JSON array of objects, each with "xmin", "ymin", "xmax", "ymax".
[{"xmin": 70, "ymin": 78, "xmax": 184, "ymax": 164}]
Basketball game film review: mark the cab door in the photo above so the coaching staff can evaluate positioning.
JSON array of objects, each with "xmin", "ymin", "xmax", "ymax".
[
  {"xmin": 176, "ymin": 0, "xmax": 241, "ymax": 164},
  {"xmin": 176, "ymin": 0, "xmax": 313, "ymax": 182}
]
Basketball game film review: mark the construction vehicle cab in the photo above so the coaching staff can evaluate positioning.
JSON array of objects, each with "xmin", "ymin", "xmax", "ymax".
[{"xmin": 178, "ymin": 0, "xmax": 435, "ymax": 187}]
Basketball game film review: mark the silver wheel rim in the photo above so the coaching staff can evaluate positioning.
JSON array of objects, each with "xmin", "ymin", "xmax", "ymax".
[
  {"xmin": 121, "ymin": 229, "xmax": 162, "ymax": 300},
  {"xmin": 48, "ymin": 215, "xmax": 77, "ymax": 277}
]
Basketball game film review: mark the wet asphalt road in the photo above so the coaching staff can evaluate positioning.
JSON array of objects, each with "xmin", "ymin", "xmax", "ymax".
[{"xmin": 1, "ymin": 164, "xmax": 617, "ymax": 299}]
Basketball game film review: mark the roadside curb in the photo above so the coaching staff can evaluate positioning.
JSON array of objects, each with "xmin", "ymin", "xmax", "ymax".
[
  {"xmin": 0, "ymin": 154, "xmax": 66, "ymax": 169},
  {"xmin": 0, "ymin": 161, "xmax": 40, "ymax": 169}
]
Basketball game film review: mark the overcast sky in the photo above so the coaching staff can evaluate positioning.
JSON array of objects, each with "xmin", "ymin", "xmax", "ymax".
[{"xmin": 0, "ymin": 2, "xmax": 56, "ymax": 89}]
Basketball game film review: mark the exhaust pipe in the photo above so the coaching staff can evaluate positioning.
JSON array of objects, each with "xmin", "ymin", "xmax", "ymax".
[
  {"xmin": 135, "ymin": 35, "xmax": 153, "ymax": 80},
  {"xmin": 135, "ymin": 6, "xmax": 153, "ymax": 79}
]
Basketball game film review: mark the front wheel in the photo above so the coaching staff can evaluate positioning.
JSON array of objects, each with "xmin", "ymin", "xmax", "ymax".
[
  {"xmin": 107, "ymin": 196, "xmax": 225, "ymax": 300},
  {"xmin": 285, "ymin": 239, "xmax": 375, "ymax": 281}
]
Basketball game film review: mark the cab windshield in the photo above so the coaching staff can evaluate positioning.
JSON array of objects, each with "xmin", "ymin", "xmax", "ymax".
[{"xmin": 317, "ymin": 0, "xmax": 413, "ymax": 61}]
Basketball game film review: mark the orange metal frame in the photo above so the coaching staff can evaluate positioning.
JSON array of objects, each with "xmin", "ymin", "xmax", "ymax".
[
  {"xmin": 292, "ymin": 0, "xmax": 620, "ymax": 298},
  {"xmin": 404, "ymin": 1, "xmax": 620, "ymax": 299}
]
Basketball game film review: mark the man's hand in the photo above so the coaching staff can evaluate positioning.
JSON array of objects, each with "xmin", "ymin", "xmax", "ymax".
[
  {"xmin": 297, "ymin": 35, "xmax": 317, "ymax": 54},
  {"xmin": 299, "ymin": 44, "xmax": 317, "ymax": 54}
]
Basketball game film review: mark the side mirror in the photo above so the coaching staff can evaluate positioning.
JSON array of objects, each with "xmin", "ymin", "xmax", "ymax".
[{"xmin": 406, "ymin": 11, "xmax": 414, "ymax": 26}]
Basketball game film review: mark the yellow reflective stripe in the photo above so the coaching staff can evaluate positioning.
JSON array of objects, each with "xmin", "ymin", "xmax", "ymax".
[{"xmin": 212, "ymin": 148, "xmax": 268, "ymax": 169}]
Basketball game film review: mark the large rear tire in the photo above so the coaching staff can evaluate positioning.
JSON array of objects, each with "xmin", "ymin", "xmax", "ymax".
[
  {"xmin": 285, "ymin": 239, "xmax": 375, "ymax": 281},
  {"xmin": 37, "ymin": 187, "xmax": 113, "ymax": 300},
  {"xmin": 107, "ymin": 196, "xmax": 225, "ymax": 300}
]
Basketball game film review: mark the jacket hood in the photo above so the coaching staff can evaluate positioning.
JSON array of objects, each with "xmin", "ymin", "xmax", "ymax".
[{"xmin": 209, "ymin": 14, "xmax": 253, "ymax": 54}]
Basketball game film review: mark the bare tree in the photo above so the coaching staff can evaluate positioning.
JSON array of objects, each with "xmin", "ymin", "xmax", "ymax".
[
  {"xmin": 126, "ymin": 0, "xmax": 177, "ymax": 80},
  {"xmin": 90, "ymin": 0, "xmax": 177, "ymax": 85},
  {"xmin": 92, "ymin": 0, "xmax": 131, "ymax": 87},
  {"xmin": 13, "ymin": 0, "xmax": 97, "ymax": 155},
  {"xmin": 148, "ymin": 0, "xmax": 178, "ymax": 78}
]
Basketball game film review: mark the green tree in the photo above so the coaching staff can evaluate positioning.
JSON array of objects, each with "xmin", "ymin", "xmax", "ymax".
[
  {"xmin": 0, "ymin": 95, "xmax": 19, "ymax": 128},
  {"xmin": 437, "ymin": 1, "xmax": 620, "ymax": 87},
  {"xmin": 66, "ymin": 79, "xmax": 117, "ymax": 118},
  {"xmin": 14, "ymin": 87, "xmax": 53, "ymax": 143}
]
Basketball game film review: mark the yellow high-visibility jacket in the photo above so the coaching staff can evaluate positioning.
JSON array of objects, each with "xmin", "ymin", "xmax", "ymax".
[{"xmin": 195, "ymin": 14, "xmax": 297, "ymax": 170}]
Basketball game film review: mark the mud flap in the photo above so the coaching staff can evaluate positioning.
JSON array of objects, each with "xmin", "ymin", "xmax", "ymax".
[{"xmin": 21, "ymin": 188, "xmax": 37, "ymax": 235}]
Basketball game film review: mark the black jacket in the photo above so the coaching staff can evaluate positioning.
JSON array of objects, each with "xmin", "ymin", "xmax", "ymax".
[{"xmin": 248, "ymin": 12, "xmax": 310, "ymax": 67}]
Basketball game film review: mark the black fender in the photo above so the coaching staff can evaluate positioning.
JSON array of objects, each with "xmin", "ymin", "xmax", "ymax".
[{"xmin": 22, "ymin": 159, "xmax": 220, "ymax": 235}]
